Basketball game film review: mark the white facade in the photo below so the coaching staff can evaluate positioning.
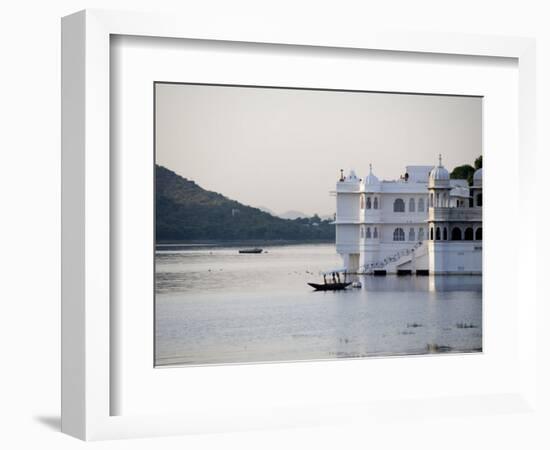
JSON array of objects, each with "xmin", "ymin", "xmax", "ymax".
[{"xmin": 335, "ymin": 160, "xmax": 482, "ymax": 275}]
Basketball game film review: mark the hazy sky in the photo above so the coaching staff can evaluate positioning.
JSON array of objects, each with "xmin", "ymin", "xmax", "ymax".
[{"xmin": 156, "ymin": 83, "xmax": 481, "ymax": 217}]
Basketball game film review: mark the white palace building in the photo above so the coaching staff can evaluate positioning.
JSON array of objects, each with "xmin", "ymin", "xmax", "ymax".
[{"xmin": 335, "ymin": 156, "xmax": 482, "ymax": 275}]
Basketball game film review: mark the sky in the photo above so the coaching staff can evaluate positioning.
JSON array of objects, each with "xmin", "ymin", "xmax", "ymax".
[{"xmin": 155, "ymin": 83, "xmax": 481, "ymax": 217}]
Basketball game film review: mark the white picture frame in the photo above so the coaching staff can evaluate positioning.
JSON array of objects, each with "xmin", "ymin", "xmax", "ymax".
[{"xmin": 61, "ymin": 9, "xmax": 537, "ymax": 441}]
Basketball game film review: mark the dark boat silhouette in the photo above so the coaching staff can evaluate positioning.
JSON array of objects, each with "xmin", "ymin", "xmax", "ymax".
[
  {"xmin": 308, "ymin": 269, "xmax": 352, "ymax": 291},
  {"xmin": 307, "ymin": 282, "xmax": 352, "ymax": 291},
  {"xmin": 238, "ymin": 248, "xmax": 263, "ymax": 254}
]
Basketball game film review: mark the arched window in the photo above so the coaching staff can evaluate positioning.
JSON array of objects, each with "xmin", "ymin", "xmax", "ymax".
[
  {"xmin": 360, "ymin": 225, "xmax": 365, "ymax": 238},
  {"xmin": 393, "ymin": 228, "xmax": 405, "ymax": 241},
  {"xmin": 451, "ymin": 227, "xmax": 462, "ymax": 241},
  {"xmin": 408, "ymin": 228, "xmax": 415, "ymax": 241},
  {"xmin": 456, "ymin": 200, "xmax": 460, "ymax": 208},
  {"xmin": 436, "ymin": 227, "xmax": 441, "ymax": 240},
  {"xmin": 430, "ymin": 193, "xmax": 434, "ymax": 207},
  {"xmin": 418, "ymin": 198, "xmax": 425, "ymax": 212},
  {"xmin": 464, "ymin": 227, "xmax": 474, "ymax": 241},
  {"xmin": 476, "ymin": 193, "xmax": 482, "ymax": 207},
  {"xmin": 430, "ymin": 227, "xmax": 434, "ymax": 240},
  {"xmin": 443, "ymin": 227, "xmax": 448, "ymax": 240},
  {"xmin": 373, "ymin": 197, "xmax": 378, "ymax": 209},
  {"xmin": 366, "ymin": 197, "xmax": 372, "ymax": 209},
  {"xmin": 409, "ymin": 198, "xmax": 415, "ymax": 212},
  {"xmin": 475, "ymin": 227, "xmax": 482, "ymax": 240},
  {"xmin": 366, "ymin": 227, "xmax": 371, "ymax": 239},
  {"xmin": 418, "ymin": 228, "xmax": 424, "ymax": 241},
  {"xmin": 436, "ymin": 193, "xmax": 440, "ymax": 206},
  {"xmin": 360, "ymin": 194, "xmax": 365, "ymax": 210},
  {"xmin": 393, "ymin": 198, "xmax": 405, "ymax": 212},
  {"xmin": 373, "ymin": 227, "xmax": 378, "ymax": 238},
  {"xmin": 469, "ymin": 196, "xmax": 474, "ymax": 208}
]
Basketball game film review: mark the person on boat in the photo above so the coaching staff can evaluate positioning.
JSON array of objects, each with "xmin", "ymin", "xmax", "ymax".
[
  {"xmin": 332, "ymin": 273, "xmax": 337, "ymax": 283},
  {"xmin": 323, "ymin": 274, "xmax": 327, "ymax": 284}
]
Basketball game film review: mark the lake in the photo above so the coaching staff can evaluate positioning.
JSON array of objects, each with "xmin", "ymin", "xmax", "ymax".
[{"xmin": 155, "ymin": 243, "xmax": 482, "ymax": 366}]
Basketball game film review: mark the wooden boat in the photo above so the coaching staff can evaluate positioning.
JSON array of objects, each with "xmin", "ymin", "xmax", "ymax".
[
  {"xmin": 307, "ymin": 282, "xmax": 352, "ymax": 291},
  {"xmin": 238, "ymin": 248, "xmax": 263, "ymax": 254}
]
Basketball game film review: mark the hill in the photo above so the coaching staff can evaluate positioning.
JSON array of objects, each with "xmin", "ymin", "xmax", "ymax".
[{"xmin": 155, "ymin": 165, "xmax": 335, "ymax": 242}]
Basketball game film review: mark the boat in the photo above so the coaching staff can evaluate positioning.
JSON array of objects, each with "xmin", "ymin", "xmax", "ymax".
[
  {"xmin": 238, "ymin": 248, "xmax": 263, "ymax": 254},
  {"xmin": 307, "ymin": 282, "xmax": 352, "ymax": 291},
  {"xmin": 308, "ymin": 268, "xmax": 354, "ymax": 291}
]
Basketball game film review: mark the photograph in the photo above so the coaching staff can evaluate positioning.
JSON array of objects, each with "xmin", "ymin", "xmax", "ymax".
[{"xmin": 154, "ymin": 83, "xmax": 483, "ymax": 367}]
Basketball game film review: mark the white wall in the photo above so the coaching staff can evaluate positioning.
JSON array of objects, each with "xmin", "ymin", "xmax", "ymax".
[
  {"xmin": 336, "ymin": 193, "xmax": 360, "ymax": 222},
  {"xmin": 428, "ymin": 241, "xmax": 483, "ymax": 274},
  {"xmin": 335, "ymin": 223, "xmax": 359, "ymax": 253},
  {"xmin": 1, "ymin": 1, "xmax": 548, "ymax": 449}
]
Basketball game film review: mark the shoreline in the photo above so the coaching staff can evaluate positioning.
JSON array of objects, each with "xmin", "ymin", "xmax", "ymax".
[{"xmin": 155, "ymin": 239, "xmax": 334, "ymax": 249}]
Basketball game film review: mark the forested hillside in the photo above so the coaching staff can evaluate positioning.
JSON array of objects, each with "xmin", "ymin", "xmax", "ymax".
[{"xmin": 155, "ymin": 165, "xmax": 334, "ymax": 242}]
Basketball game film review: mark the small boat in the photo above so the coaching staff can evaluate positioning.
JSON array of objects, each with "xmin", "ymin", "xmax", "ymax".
[
  {"xmin": 307, "ymin": 282, "xmax": 352, "ymax": 291},
  {"xmin": 238, "ymin": 248, "xmax": 263, "ymax": 254},
  {"xmin": 308, "ymin": 268, "xmax": 353, "ymax": 291}
]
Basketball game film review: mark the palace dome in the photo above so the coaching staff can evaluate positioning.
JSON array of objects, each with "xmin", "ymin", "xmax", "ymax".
[
  {"xmin": 346, "ymin": 169, "xmax": 359, "ymax": 182},
  {"xmin": 429, "ymin": 166, "xmax": 449, "ymax": 181},
  {"xmin": 473, "ymin": 167, "xmax": 483, "ymax": 186},
  {"xmin": 429, "ymin": 155, "xmax": 450, "ymax": 187},
  {"xmin": 364, "ymin": 164, "xmax": 379, "ymax": 185}
]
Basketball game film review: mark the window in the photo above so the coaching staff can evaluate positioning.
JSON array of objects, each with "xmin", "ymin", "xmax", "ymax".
[
  {"xmin": 408, "ymin": 228, "xmax": 415, "ymax": 241},
  {"xmin": 360, "ymin": 194, "xmax": 365, "ymax": 210},
  {"xmin": 443, "ymin": 227, "xmax": 448, "ymax": 240},
  {"xmin": 429, "ymin": 193, "xmax": 434, "ymax": 207},
  {"xmin": 360, "ymin": 225, "xmax": 365, "ymax": 238},
  {"xmin": 418, "ymin": 228, "xmax": 424, "ymax": 241},
  {"xmin": 465, "ymin": 227, "xmax": 474, "ymax": 240},
  {"xmin": 430, "ymin": 227, "xmax": 434, "ymax": 240},
  {"xmin": 409, "ymin": 198, "xmax": 415, "ymax": 212},
  {"xmin": 436, "ymin": 227, "xmax": 441, "ymax": 240},
  {"xmin": 451, "ymin": 227, "xmax": 462, "ymax": 241},
  {"xmin": 436, "ymin": 193, "xmax": 440, "ymax": 206},
  {"xmin": 476, "ymin": 193, "xmax": 483, "ymax": 207},
  {"xmin": 475, "ymin": 227, "xmax": 482, "ymax": 240},
  {"xmin": 373, "ymin": 197, "xmax": 378, "ymax": 209},
  {"xmin": 366, "ymin": 227, "xmax": 371, "ymax": 239},
  {"xmin": 469, "ymin": 196, "xmax": 474, "ymax": 208},
  {"xmin": 456, "ymin": 200, "xmax": 460, "ymax": 207},
  {"xmin": 366, "ymin": 197, "xmax": 372, "ymax": 209},
  {"xmin": 373, "ymin": 227, "xmax": 378, "ymax": 238},
  {"xmin": 418, "ymin": 198, "xmax": 424, "ymax": 212},
  {"xmin": 393, "ymin": 198, "xmax": 405, "ymax": 212},
  {"xmin": 393, "ymin": 228, "xmax": 405, "ymax": 241}
]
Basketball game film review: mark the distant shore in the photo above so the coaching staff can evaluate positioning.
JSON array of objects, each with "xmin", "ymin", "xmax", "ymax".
[{"xmin": 155, "ymin": 239, "xmax": 334, "ymax": 250}]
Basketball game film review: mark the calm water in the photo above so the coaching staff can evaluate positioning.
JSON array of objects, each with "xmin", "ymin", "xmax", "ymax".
[{"xmin": 155, "ymin": 243, "xmax": 482, "ymax": 366}]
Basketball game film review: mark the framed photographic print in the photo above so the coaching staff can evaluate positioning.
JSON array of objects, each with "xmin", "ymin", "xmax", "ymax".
[{"xmin": 62, "ymin": 9, "xmax": 537, "ymax": 440}]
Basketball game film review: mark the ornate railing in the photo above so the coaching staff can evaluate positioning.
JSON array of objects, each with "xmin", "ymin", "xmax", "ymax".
[{"xmin": 359, "ymin": 241, "xmax": 424, "ymax": 273}]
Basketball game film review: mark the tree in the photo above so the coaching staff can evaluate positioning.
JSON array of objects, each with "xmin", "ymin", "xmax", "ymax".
[
  {"xmin": 474, "ymin": 155, "xmax": 482, "ymax": 169},
  {"xmin": 450, "ymin": 164, "xmax": 475, "ymax": 185}
]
